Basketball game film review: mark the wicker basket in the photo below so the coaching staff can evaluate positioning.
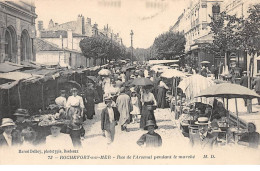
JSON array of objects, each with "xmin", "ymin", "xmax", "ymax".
[{"xmin": 147, "ymin": 105, "xmax": 157, "ymax": 111}]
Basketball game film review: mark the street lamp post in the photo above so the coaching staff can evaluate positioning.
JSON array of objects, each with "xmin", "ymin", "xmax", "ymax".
[{"xmin": 130, "ymin": 30, "xmax": 134, "ymax": 64}]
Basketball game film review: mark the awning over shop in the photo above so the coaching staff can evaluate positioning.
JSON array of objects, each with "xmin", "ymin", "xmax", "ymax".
[
  {"xmin": 149, "ymin": 60, "xmax": 179, "ymax": 65},
  {"xmin": 0, "ymin": 72, "xmax": 38, "ymax": 81},
  {"xmin": 0, "ymin": 62, "xmax": 24, "ymax": 73}
]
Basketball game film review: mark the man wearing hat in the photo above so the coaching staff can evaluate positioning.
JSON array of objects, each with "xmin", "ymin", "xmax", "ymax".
[
  {"xmin": 189, "ymin": 117, "xmax": 217, "ymax": 149},
  {"xmin": 253, "ymin": 73, "xmax": 260, "ymax": 105},
  {"xmin": 101, "ymin": 96, "xmax": 120, "ymax": 145},
  {"xmin": 240, "ymin": 71, "xmax": 249, "ymax": 106},
  {"xmin": 116, "ymin": 87, "xmax": 131, "ymax": 132},
  {"xmin": 136, "ymin": 120, "xmax": 162, "ymax": 148},
  {"xmin": 12, "ymin": 109, "xmax": 32, "ymax": 145},
  {"xmin": 0, "ymin": 118, "xmax": 16, "ymax": 147}
]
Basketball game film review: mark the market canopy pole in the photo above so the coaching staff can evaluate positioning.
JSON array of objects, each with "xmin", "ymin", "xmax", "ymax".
[
  {"xmin": 17, "ymin": 83, "xmax": 21, "ymax": 108},
  {"xmin": 235, "ymin": 98, "xmax": 239, "ymax": 130}
]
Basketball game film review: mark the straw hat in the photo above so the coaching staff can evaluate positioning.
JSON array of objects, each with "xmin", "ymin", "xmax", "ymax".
[
  {"xmin": 104, "ymin": 96, "xmax": 112, "ymax": 102},
  {"xmin": 13, "ymin": 108, "xmax": 30, "ymax": 117},
  {"xmin": 145, "ymin": 120, "xmax": 156, "ymax": 129},
  {"xmin": 130, "ymin": 75, "xmax": 136, "ymax": 79},
  {"xmin": 0, "ymin": 118, "xmax": 16, "ymax": 127},
  {"xmin": 71, "ymin": 87, "xmax": 78, "ymax": 91},
  {"xmin": 120, "ymin": 87, "xmax": 125, "ymax": 93},
  {"xmin": 195, "ymin": 117, "xmax": 210, "ymax": 125},
  {"xmin": 60, "ymin": 90, "xmax": 66, "ymax": 94},
  {"xmin": 130, "ymin": 87, "xmax": 136, "ymax": 93}
]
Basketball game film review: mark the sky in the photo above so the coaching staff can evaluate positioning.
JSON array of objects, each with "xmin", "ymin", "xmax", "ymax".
[{"xmin": 35, "ymin": 0, "xmax": 190, "ymax": 48}]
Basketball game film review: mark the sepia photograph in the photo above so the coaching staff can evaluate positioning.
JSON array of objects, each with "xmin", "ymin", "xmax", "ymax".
[{"xmin": 0, "ymin": 0, "xmax": 260, "ymax": 165}]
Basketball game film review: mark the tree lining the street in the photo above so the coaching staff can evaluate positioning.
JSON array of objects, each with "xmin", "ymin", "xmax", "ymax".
[
  {"xmin": 152, "ymin": 31, "xmax": 186, "ymax": 60},
  {"xmin": 79, "ymin": 35, "xmax": 127, "ymax": 64},
  {"xmin": 204, "ymin": 3, "xmax": 260, "ymax": 80},
  {"xmin": 202, "ymin": 11, "xmax": 242, "ymax": 66},
  {"xmin": 239, "ymin": 4, "xmax": 260, "ymax": 88}
]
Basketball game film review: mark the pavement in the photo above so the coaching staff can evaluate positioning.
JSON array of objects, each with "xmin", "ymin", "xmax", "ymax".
[{"xmin": 81, "ymin": 103, "xmax": 190, "ymax": 152}]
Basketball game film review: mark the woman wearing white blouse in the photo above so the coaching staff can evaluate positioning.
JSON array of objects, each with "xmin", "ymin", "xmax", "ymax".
[
  {"xmin": 66, "ymin": 88, "xmax": 85, "ymax": 121},
  {"xmin": 140, "ymin": 87, "xmax": 158, "ymax": 130}
]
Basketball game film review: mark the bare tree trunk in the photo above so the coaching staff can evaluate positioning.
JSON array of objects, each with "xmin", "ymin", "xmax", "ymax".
[{"xmin": 247, "ymin": 53, "xmax": 254, "ymax": 113}]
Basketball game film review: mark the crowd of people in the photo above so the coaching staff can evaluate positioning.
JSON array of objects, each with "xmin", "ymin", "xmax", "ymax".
[
  {"xmin": 0, "ymin": 64, "xmax": 167, "ymax": 149},
  {"xmin": 0, "ymin": 62, "xmax": 259, "ymax": 150}
]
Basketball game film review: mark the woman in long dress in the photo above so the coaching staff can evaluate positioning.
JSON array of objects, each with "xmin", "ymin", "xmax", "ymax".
[
  {"xmin": 157, "ymin": 80, "xmax": 169, "ymax": 109},
  {"xmin": 140, "ymin": 86, "xmax": 158, "ymax": 130},
  {"xmin": 84, "ymin": 83, "xmax": 99, "ymax": 120},
  {"xmin": 66, "ymin": 88, "xmax": 85, "ymax": 146}
]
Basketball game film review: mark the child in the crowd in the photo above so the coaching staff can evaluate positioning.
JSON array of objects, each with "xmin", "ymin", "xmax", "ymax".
[
  {"xmin": 238, "ymin": 122, "xmax": 259, "ymax": 148},
  {"xmin": 137, "ymin": 120, "xmax": 162, "ymax": 148},
  {"xmin": 130, "ymin": 89, "xmax": 141, "ymax": 124}
]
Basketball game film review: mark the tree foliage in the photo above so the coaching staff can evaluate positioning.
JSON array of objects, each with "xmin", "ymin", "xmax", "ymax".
[
  {"xmin": 152, "ymin": 31, "xmax": 186, "ymax": 59},
  {"xmin": 79, "ymin": 35, "xmax": 127, "ymax": 62},
  {"xmin": 203, "ymin": 11, "xmax": 242, "ymax": 58}
]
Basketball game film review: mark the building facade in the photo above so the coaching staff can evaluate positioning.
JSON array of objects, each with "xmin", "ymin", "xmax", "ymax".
[
  {"xmin": 171, "ymin": 0, "xmax": 259, "ymax": 74},
  {"xmin": 35, "ymin": 38, "xmax": 86, "ymax": 68},
  {"xmin": 0, "ymin": 1, "xmax": 37, "ymax": 64},
  {"xmin": 37, "ymin": 15, "xmax": 122, "ymax": 67}
]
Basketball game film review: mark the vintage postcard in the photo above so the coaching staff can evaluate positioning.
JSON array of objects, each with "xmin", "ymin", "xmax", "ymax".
[{"xmin": 0, "ymin": 0, "xmax": 260, "ymax": 165}]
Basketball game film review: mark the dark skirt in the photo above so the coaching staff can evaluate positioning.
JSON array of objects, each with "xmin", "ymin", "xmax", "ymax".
[
  {"xmin": 85, "ymin": 101, "xmax": 95, "ymax": 119},
  {"xmin": 157, "ymin": 87, "xmax": 166, "ymax": 108},
  {"xmin": 140, "ymin": 102, "xmax": 158, "ymax": 130}
]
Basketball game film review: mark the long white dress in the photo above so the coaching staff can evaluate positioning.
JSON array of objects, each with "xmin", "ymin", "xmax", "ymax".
[{"xmin": 130, "ymin": 97, "xmax": 140, "ymax": 115}]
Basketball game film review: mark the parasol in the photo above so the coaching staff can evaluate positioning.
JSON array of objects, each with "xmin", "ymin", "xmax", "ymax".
[
  {"xmin": 98, "ymin": 69, "xmax": 111, "ymax": 76},
  {"xmin": 196, "ymin": 83, "xmax": 260, "ymax": 130},
  {"xmin": 161, "ymin": 69, "xmax": 186, "ymax": 79},
  {"xmin": 131, "ymin": 77, "xmax": 153, "ymax": 86},
  {"xmin": 196, "ymin": 83, "xmax": 260, "ymax": 99},
  {"xmin": 201, "ymin": 61, "xmax": 210, "ymax": 64}
]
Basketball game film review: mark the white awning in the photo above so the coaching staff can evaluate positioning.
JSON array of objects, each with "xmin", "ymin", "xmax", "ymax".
[{"xmin": 148, "ymin": 60, "xmax": 179, "ymax": 65}]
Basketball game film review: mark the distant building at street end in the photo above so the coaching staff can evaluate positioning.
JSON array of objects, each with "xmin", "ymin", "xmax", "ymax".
[
  {"xmin": 35, "ymin": 38, "xmax": 86, "ymax": 68},
  {"xmin": 0, "ymin": 1, "xmax": 37, "ymax": 64},
  {"xmin": 42, "ymin": 15, "xmax": 123, "ymax": 45},
  {"xmin": 36, "ymin": 15, "xmax": 123, "ymax": 67}
]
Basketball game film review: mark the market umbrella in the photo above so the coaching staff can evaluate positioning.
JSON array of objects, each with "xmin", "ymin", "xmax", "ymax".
[
  {"xmin": 98, "ymin": 69, "xmax": 111, "ymax": 76},
  {"xmin": 196, "ymin": 83, "xmax": 260, "ymax": 99},
  {"xmin": 161, "ymin": 69, "xmax": 186, "ymax": 79},
  {"xmin": 196, "ymin": 83, "xmax": 260, "ymax": 130},
  {"xmin": 131, "ymin": 78, "xmax": 153, "ymax": 86},
  {"xmin": 201, "ymin": 61, "xmax": 210, "ymax": 64}
]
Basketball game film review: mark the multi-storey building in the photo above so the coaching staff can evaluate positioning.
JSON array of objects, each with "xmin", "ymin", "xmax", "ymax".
[
  {"xmin": 0, "ymin": 1, "xmax": 37, "ymax": 64},
  {"xmin": 171, "ymin": 0, "xmax": 259, "ymax": 74}
]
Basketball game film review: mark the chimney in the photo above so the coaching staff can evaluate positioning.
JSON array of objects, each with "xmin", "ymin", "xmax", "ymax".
[
  {"xmin": 67, "ymin": 29, "xmax": 73, "ymax": 50},
  {"xmin": 87, "ymin": 18, "xmax": 91, "ymax": 25}
]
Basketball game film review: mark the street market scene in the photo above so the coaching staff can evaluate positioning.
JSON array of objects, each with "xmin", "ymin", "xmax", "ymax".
[{"xmin": 0, "ymin": 0, "xmax": 260, "ymax": 164}]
